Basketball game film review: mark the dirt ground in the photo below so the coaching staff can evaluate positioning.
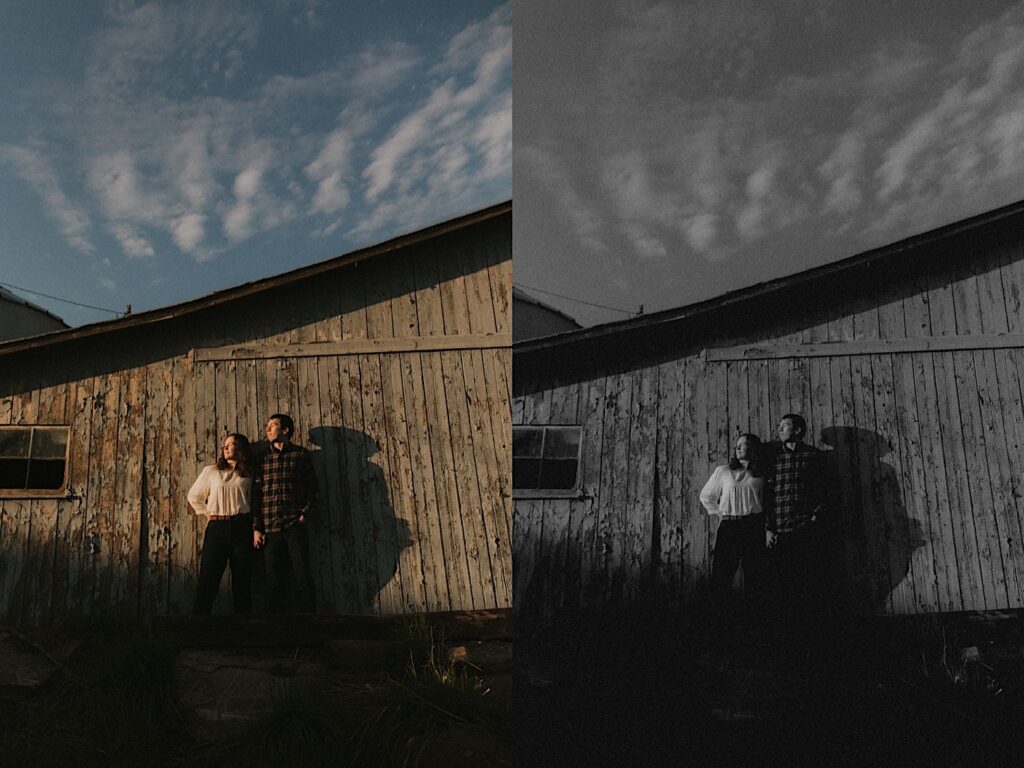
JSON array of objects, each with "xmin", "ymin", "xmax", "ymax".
[{"xmin": 516, "ymin": 603, "xmax": 1024, "ymax": 768}]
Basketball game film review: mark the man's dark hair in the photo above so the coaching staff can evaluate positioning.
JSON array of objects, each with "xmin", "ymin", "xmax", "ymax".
[
  {"xmin": 269, "ymin": 413, "xmax": 294, "ymax": 437},
  {"xmin": 781, "ymin": 413, "xmax": 806, "ymax": 439}
]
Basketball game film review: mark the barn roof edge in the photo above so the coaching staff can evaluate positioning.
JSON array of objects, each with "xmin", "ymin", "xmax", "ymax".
[
  {"xmin": 514, "ymin": 197, "xmax": 1024, "ymax": 357},
  {"xmin": 0, "ymin": 200, "xmax": 511, "ymax": 357}
]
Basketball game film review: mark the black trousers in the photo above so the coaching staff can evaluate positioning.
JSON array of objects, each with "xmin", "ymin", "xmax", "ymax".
[
  {"xmin": 194, "ymin": 514, "xmax": 253, "ymax": 614},
  {"xmin": 264, "ymin": 522, "xmax": 316, "ymax": 613},
  {"xmin": 770, "ymin": 522, "xmax": 831, "ymax": 629},
  {"xmin": 711, "ymin": 514, "xmax": 768, "ymax": 599}
]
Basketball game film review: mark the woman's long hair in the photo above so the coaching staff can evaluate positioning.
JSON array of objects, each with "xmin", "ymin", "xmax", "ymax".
[
  {"xmin": 216, "ymin": 433, "xmax": 253, "ymax": 477},
  {"xmin": 728, "ymin": 433, "xmax": 764, "ymax": 477}
]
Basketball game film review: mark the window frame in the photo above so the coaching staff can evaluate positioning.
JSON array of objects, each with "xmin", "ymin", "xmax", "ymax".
[
  {"xmin": 0, "ymin": 425, "xmax": 72, "ymax": 499},
  {"xmin": 512, "ymin": 424, "xmax": 584, "ymax": 499}
]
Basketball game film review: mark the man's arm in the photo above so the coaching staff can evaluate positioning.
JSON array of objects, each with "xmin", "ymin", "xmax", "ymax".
[
  {"xmin": 252, "ymin": 459, "xmax": 266, "ymax": 547},
  {"xmin": 762, "ymin": 447, "xmax": 777, "ymax": 548}
]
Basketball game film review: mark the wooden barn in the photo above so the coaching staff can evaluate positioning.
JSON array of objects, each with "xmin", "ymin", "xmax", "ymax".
[
  {"xmin": 0, "ymin": 202, "xmax": 511, "ymax": 626},
  {"xmin": 514, "ymin": 199, "xmax": 1024, "ymax": 619}
]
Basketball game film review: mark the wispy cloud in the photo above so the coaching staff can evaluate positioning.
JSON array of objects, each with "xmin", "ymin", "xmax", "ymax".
[
  {"xmin": 0, "ymin": 144, "xmax": 96, "ymax": 253},
  {"xmin": 354, "ymin": 3, "xmax": 511, "ymax": 235},
  {"xmin": 518, "ymin": 144, "xmax": 609, "ymax": 255},
  {"xmin": 7, "ymin": 2, "xmax": 510, "ymax": 265},
  {"xmin": 875, "ymin": 6, "xmax": 1024, "ymax": 207},
  {"xmin": 527, "ymin": 0, "xmax": 1024, "ymax": 269}
]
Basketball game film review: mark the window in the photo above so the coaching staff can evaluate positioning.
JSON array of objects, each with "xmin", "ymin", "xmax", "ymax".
[
  {"xmin": 513, "ymin": 425, "xmax": 582, "ymax": 497},
  {"xmin": 0, "ymin": 426, "xmax": 70, "ymax": 495}
]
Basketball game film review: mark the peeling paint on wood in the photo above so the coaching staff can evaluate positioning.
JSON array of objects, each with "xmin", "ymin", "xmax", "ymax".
[
  {"xmin": 0, "ymin": 214, "xmax": 511, "ymax": 626},
  {"xmin": 515, "ymin": 231, "xmax": 1024, "ymax": 618}
]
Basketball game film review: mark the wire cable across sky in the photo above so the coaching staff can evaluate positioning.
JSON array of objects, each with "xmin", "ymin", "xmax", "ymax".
[
  {"xmin": 515, "ymin": 282, "xmax": 637, "ymax": 316},
  {"xmin": 0, "ymin": 281, "xmax": 124, "ymax": 316}
]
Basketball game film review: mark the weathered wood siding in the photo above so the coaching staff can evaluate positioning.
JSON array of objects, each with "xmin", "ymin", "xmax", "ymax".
[
  {"xmin": 0, "ymin": 213, "xmax": 511, "ymax": 624},
  {"xmin": 515, "ymin": 227, "xmax": 1024, "ymax": 617}
]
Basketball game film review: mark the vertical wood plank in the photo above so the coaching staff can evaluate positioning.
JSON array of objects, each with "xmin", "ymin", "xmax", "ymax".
[
  {"xmin": 574, "ymin": 376, "xmax": 606, "ymax": 609},
  {"xmin": 114, "ymin": 367, "xmax": 146, "ymax": 617},
  {"xmin": 624, "ymin": 367, "xmax": 658, "ymax": 602},
  {"xmin": 829, "ymin": 357, "xmax": 862, "ymax": 610},
  {"xmin": 601, "ymin": 372, "xmax": 633, "ymax": 603},
  {"xmin": 682, "ymin": 354, "xmax": 709, "ymax": 597},
  {"xmin": 420, "ymin": 351, "xmax": 474, "ymax": 610},
  {"xmin": 974, "ymin": 350, "xmax": 1023, "ymax": 607},
  {"xmin": 655, "ymin": 360, "xmax": 685, "ymax": 601},
  {"xmin": 54, "ymin": 378, "xmax": 94, "ymax": 620},
  {"xmin": 144, "ymin": 362, "xmax": 173, "ymax": 615},
  {"xmin": 850, "ymin": 355, "xmax": 894, "ymax": 612},
  {"xmin": 441, "ymin": 351, "xmax": 494, "ymax": 609},
  {"xmin": 296, "ymin": 356, "xmax": 333, "ymax": 612},
  {"xmin": 317, "ymin": 355, "xmax": 357, "ymax": 612},
  {"xmin": 403, "ymin": 351, "xmax": 451, "ymax": 611},
  {"xmin": 357, "ymin": 354, "xmax": 405, "ymax": 613},
  {"xmin": 462, "ymin": 348, "xmax": 513, "ymax": 608},
  {"xmin": 337, "ymin": 355, "xmax": 381, "ymax": 613}
]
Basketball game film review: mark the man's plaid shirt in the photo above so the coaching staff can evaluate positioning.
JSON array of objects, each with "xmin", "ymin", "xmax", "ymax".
[
  {"xmin": 253, "ymin": 442, "xmax": 319, "ymax": 534},
  {"xmin": 766, "ymin": 441, "xmax": 825, "ymax": 534}
]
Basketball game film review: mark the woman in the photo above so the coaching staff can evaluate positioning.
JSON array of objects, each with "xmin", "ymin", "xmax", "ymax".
[
  {"xmin": 187, "ymin": 433, "xmax": 256, "ymax": 614},
  {"xmin": 699, "ymin": 433, "xmax": 768, "ymax": 602}
]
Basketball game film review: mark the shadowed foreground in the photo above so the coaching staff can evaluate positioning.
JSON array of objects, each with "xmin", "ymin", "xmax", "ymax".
[
  {"xmin": 0, "ymin": 612, "xmax": 512, "ymax": 768},
  {"xmin": 516, "ymin": 600, "xmax": 1024, "ymax": 767}
]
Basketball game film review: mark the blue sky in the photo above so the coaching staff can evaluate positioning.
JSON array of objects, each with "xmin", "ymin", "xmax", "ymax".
[
  {"xmin": 0, "ymin": 0, "xmax": 510, "ymax": 327},
  {"xmin": 515, "ymin": 0, "xmax": 1024, "ymax": 327}
]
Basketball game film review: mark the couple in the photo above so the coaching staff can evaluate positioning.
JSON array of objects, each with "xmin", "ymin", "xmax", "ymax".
[
  {"xmin": 699, "ymin": 413, "xmax": 829, "ymax": 620},
  {"xmin": 186, "ymin": 413, "xmax": 319, "ymax": 615}
]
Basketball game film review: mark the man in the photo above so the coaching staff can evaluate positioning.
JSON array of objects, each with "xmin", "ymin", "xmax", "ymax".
[
  {"xmin": 765, "ymin": 413, "xmax": 829, "ymax": 627},
  {"xmin": 253, "ymin": 413, "xmax": 319, "ymax": 613}
]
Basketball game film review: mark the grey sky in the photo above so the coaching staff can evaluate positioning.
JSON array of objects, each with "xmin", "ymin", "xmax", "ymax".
[{"xmin": 514, "ymin": 0, "xmax": 1024, "ymax": 327}]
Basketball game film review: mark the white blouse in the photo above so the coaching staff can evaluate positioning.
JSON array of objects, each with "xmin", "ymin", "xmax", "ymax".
[
  {"xmin": 187, "ymin": 465, "xmax": 253, "ymax": 517},
  {"xmin": 699, "ymin": 465, "xmax": 764, "ymax": 518}
]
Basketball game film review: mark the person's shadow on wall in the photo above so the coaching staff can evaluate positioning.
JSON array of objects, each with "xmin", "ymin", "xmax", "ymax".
[
  {"xmin": 308, "ymin": 426, "xmax": 413, "ymax": 614},
  {"xmin": 819, "ymin": 426, "xmax": 926, "ymax": 613}
]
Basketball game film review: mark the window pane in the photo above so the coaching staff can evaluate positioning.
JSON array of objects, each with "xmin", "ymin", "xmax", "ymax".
[
  {"xmin": 27, "ymin": 459, "xmax": 66, "ymax": 490},
  {"xmin": 0, "ymin": 459, "xmax": 29, "ymax": 489},
  {"xmin": 543, "ymin": 427, "xmax": 580, "ymax": 459},
  {"xmin": 513, "ymin": 458, "xmax": 542, "ymax": 489},
  {"xmin": 539, "ymin": 459, "xmax": 579, "ymax": 490},
  {"xmin": 0, "ymin": 430, "xmax": 30, "ymax": 458},
  {"xmin": 513, "ymin": 428, "xmax": 543, "ymax": 458},
  {"xmin": 31, "ymin": 428, "xmax": 69, "ymax": 459}
]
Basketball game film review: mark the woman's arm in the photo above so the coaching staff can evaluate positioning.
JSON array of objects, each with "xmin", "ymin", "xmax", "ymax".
[
  {"xmin": 186, "ymin": 466, "xmax": 213, "ymax": 515},
  {"xmin": 699, "ymin": 466, "xmax": 725, "ymax": 515}
]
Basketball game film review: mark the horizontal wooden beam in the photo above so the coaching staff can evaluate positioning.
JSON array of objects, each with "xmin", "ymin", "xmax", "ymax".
[
  {"xmin": 707, "ymin": 333, "xmax": 1024, "ymax": 361},
  {"xmin": 195, "ymin": 333, "xmax": 512, "ymax": 361}
]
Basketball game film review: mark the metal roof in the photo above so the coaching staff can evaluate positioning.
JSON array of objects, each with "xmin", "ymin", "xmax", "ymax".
[
  {"xmin": 0, "ymin": 285, "xmax": 69, "ymax": 328},
  {"xmin": 512, "ymin": 287, "xmax": 581, "ymax": 327}
]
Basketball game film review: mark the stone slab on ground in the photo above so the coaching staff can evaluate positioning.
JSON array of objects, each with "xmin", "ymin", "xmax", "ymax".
[
  {"xmin": 153, "ymin": 608, "xmax": 512, "ymax": 648},
  {"xmin": 173, "ymin": 648, "xmax": 333, "ymax": 742},
  {"xmin": 0, "ymin": 628, "xmax": 81, "ymax": 694}
]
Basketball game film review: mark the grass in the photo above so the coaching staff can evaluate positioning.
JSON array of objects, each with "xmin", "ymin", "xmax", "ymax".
[
  {"xmin": 0, "ymin": 617, "xmax": 509, "ymax": 768},
  {"xmin": 196, "ymin": 618, "xmax": 508, "ymax": 768}
]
